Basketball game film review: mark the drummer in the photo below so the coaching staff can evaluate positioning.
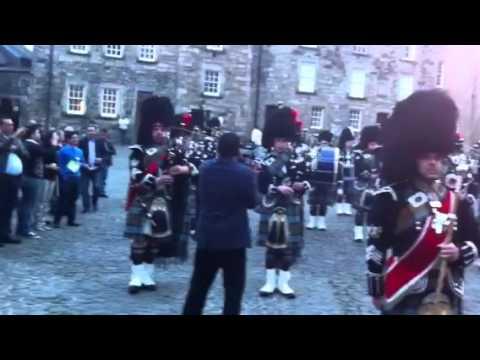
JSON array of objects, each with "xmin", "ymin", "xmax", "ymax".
[{"xmin": 306, "ymin": 130, "xmax": 340, "ymax": 231}]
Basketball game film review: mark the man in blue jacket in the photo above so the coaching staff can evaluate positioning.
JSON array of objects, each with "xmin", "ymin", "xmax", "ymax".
[
  {"xmin": 183, "ymin": 132, "xmax": 257, "ymax": 315},
  {"xmin": 54, "ymin": 131, "xmax": 85, "ymax": 228}
]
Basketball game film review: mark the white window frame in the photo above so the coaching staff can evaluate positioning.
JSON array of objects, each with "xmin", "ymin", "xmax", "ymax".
[
  {"xmin": 310, "ymin": 106, "xmax": 325, "ymax": 129},
  {"xmin": 65, "ymin": 83, "xmax": 87, "ymax": 116},
  {"xmin": 403, "ymin": 45, "xmax": 417, "ymax": 61},
  {"xmin": 436, "ymin": 61, "xmax": 445, "ymax": 88},
  {"xmin": 100, "ymin": 87, "xmax": 120, "ymax": 118},
  {"xmin": 349, "ymin": 70, "xmax": 367, "ymax": 99},
  {"xmin": 69, "ymin": 45, "xmax": 90, "ymax": 55},
  {"xmin": 206, "ymin": 45, "xmax": 224, "ymax": 52},
  {"xmin": 397, "ymin": 75, "xmax": 415, "ymax": 101},
  {"xmin": 349, "ymin": 109, "xmax": 362, "ymax": 132},
  {"xmin": 137, "ymin": 45, "xmax": 157, "ymax": 63},
  {"xmin": 352, "ymin": 45, "xmax": 368, "ymax": 55},
  {"xmin": 203, "ymin": 69, "xmax": 222, "ymax": 97},
  {"xmin": 297, "ymin": 62, "xmax": 317, "ymax": 94},
  {"xmin": 103, "ymin": 45, "xmax": 125, "ymax": 59}
]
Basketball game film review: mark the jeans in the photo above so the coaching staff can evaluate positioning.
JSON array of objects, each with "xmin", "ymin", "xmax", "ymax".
[
  {"xmin": 183, "ymin": 248, "xmax": 247, "ymax": 315},
  {"xmin": 0, "ymin": 174, "xmax": 21, "ymax": 240},
  {"xmin": 80, "ymin": 169, "xmax": 101, "ymax": 211},
  {"xmin": 17, "ymin": 176, "xmax": 44, "ymax": 235},
  {"xmin": 37, "ymin": 180, "xmax": 57, "ymax": 227},
  {"xmin": 54, "ymin": 178, "xmax": 80, "ymax": 225},
  {"xmin": 99, "ymin": 165, "xmax": 110, "ymax": 195}
]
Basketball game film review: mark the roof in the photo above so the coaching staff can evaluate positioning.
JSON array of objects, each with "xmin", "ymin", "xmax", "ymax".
[{"xmin": 0, "ymin": 45, "xmax": 32, "ymax": 72}]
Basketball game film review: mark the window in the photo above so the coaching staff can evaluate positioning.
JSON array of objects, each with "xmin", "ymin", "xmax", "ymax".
[
  {"xmin": 397, "ymin": 76, "xmax": 415, "ymax": 101},
  {"xmin": 349, "ymin": 70, "xmax": 367, "ymax": 99},
  {"xmin": 298, "ymin": 63, "xmax": 317, "ymax": 93},
  {"xmin": 137, "ymin": 45, "xmax": 157, "ymax": 62},
  {"xmin": 206, "ymin": 45, "xmax": 224, "ymax": 52},
  {"xmin": 203, "ymin": 70, "xmax": 221, "ymax": 97},
  {"xmin": 436, "ymin": 61, "xmax": 445, "ymax": 88},
  {"xmin": 70, "ymin": 45, "xmax": 90, "ymax": 55},
  {"xmin": 104, "ymin": 45, "xmax": 124, "ymax": 58},
  {"xmin": 66, "ymin": 84, "xmax": 86, "ymax": 115},
  {"xmin": 403, "ymin": 45, "xmax": 416, "ymax": 61},
  {"xmin": 100, "ymin": 87, "xmax": 119, "ymax": 118},
  {"xmin": 353, "ymin": 45, "xmax": 368, "ymax": 54},
  {"xmin": 311, "ymin": 107, "xmax": 324, "ymax": 129},
  {"xmin": 349, "ymin": 110, "xmax": 362, "ymax": 131}
]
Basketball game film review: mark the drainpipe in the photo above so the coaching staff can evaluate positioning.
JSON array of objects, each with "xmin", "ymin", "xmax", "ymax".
[
  {"xmin": 253, "ymin": 45, "xmax": 263, "ymax": 129},
  {"xmin": 45, "ymin": 45, "xmax": 54, "ymax": 129}
]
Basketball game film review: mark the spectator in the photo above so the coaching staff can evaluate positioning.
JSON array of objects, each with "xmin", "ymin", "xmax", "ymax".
[
  {"xmin": 98, "ymin": 128, "xmax": 116, "ymax": 198},
  {"xmin": 79, "ymin": 126, "xmax": 106, "ymax": 213},
  {"xmin": 118, "ymin": 117, "xmax": 130, "ymax": 145},
  {"xmin": 0, "ymin": 118, "xmax": 28, "ymax": 245},
  {"xmin": 183, "ymin": 133, "xmax": 257, "ymax": 315},
  {"xmin": 38, "ymin": 130, "xmax": 60, "ymax": 230},
  {"xmin": 17, "ymin": 123, "xmax": 45, "ymax": 239},
  {"xmin": 54, "ymin": 131, "xmax": 84, "ymax": 228}
]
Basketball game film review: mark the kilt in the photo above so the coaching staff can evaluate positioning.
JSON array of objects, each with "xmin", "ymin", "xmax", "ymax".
[
  {"xmin": 308, "ymin": 183, "xmax": 336, "ymax": 207},
  {"xmin": 125, "ymin": 195, "xmax": 189, "ymax": 262},
  {"xmin": 256, "ymin": 198, "xmax": 305, "ymax": 262}
]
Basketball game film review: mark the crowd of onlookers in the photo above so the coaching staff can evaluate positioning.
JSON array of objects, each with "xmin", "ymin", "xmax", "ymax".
[{"xmin": 0, "ymin": 117, "xmax": 116, "ymax": 246}]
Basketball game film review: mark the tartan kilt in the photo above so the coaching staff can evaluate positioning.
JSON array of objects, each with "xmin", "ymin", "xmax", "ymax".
[
  {"xmin": 308, "ymin": 183, "xmax": 336, "ymax": 207},
  {"xmin": 124, "ymin": 196, "xmax": 189, "ymax": 262},
  {"xmin": 255, "ymin": 199, "xmax": 305, "ymax": 260}
]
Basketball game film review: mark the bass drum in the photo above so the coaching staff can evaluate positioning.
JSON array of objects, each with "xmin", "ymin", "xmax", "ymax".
[{"xmin": 310, "ymin": 146, "xmax": 340, "ymax": 186}]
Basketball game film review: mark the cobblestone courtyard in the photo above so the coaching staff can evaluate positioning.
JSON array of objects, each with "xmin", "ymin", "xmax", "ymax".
[{"xmin": 1, "ymin": 147, "xmax": 480, "ymax": 315}]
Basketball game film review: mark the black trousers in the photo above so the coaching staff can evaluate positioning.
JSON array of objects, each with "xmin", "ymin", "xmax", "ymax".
[
  {"xmin": 54, "ymin": 178, "xmax": 79, "ymax": 225},
  {"xmin": 183, "ymin": 248, "xmax": 246, "ymax": 316},
  {"xmin": 80, "ymin": 169, "xmax": 101, "ymax": 211},
  {"xmin": 0, "ymin": 174, "xmax": 21, "ymax": 241}
]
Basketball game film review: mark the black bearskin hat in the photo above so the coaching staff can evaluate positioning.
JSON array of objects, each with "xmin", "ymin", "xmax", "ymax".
[
  {"xmin": 318, "ymin": 130, "xmax": 333, "ymax": 143},
  {"xmin": 262, "ymin": 107, "xmax": 296, "ymax": 149},
  {"xmin": 358, "ymin": 125, "xmax": 381, "ymax": 150},
  {"xmin": 338, "ymin": 127, "xmax": 355, "ymax": 152},
  {"xmin": 381, "ymin": 89, "xmax": 458, "ymax": 184},
  {"xmin": 136, "ymin": 96, "xmax": 174, "ymax": 146}
]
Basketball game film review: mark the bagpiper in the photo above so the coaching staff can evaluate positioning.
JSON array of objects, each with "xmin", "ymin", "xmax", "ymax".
[
  {"xmin": 352, "ymin": 125, "xmax": 383, "ymax": 242},
  {"xmin": 336, "ymin": 127, "xmax": 356, "ymax": 216},
  {"xmin": 124, "ymin": 96, "xmax": 196, "ymax": 294},
  {"xmin": 367, "ymin": 89, "xmax": 480, "ymax": 315},
  {"xmin": 306, "ymin": 130, "xmax": 339, "ymax": 231},
  {"xmin": 256, "ymin": 106, "xmax": 311, "ymax": 299}
]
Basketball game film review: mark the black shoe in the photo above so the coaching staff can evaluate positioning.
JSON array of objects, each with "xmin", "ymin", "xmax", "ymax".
[
  {"xmin": 259, "ymin": 290, "xmax": 275, "ymax": 298},
  {"xmin": 99, "ymin": 194, "xmax": 108, "ymax": 198},
  {"xmin": 3, "ymin": 236, "xmax": 22, "ymax": 244},
  {"xmin": 68, "ymin": 222, "xmax": 81, "ymax": 227},
  {"xmin": 128, "ymin": 286, "xmax": 142, "ymax": 295},
  {"xmin": 53, "ymin": 223, "xmax": 61, "ymax": 229},
  {"xmin": 142, "ymin": 284, "xmax": 157, "ymax": 292},
  {"xmin": 279, "ymin": 292, "xmax": 296, "ymax": 300},
  {"xmin": 82, "ymin": 209, "xmax": 90, "ymax": 214}
]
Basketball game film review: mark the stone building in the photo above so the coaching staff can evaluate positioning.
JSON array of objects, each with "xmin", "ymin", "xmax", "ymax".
[
  {"xmin": 29, "ymin": 45, "xmax": 254, "ymax": 140},
  {"xmin": 253, "ymin": 45, "xmax": 445, "ymax": 136},
  {"xmin": 27, "ymin": 45, "xmax": 445, "ymax": 140},
  {"xmin": 0, "ymin": 45, "xmax": 33, "ymax": 127}
]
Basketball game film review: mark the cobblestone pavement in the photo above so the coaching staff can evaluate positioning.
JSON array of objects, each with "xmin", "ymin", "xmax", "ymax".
[{"xmin": 1, "ymin": 146, "xmax": 480, "ymax": 315}]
